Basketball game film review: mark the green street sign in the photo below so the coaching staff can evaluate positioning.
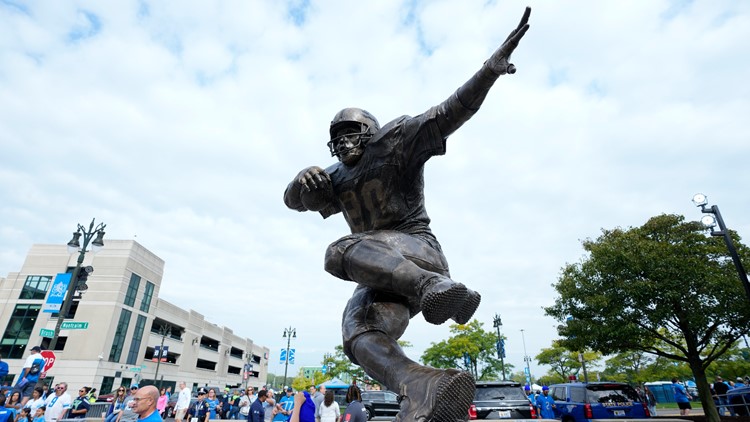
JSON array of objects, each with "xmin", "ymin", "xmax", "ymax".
[
  {"xmin": 39, "ymin": 328, "xmax": 55, "ymax": 338},
  {"xmin": 60, "ymin": 321, "xmax": 89, "ymax": 330}
]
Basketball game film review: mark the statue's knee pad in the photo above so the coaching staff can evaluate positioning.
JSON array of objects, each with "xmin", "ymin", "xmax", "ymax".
[
  {"xmin": 342, "ymin": 287, "xmax": 410, "ymax": 364},
  {"xmin": 324, "ymin": 235, "xmax": 361, "ymax": 280}
]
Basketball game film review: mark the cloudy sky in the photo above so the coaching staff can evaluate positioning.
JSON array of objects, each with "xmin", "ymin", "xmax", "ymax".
[{"xmin": 2, "ymin": 0, "xmax": 749, "ymax": 380}]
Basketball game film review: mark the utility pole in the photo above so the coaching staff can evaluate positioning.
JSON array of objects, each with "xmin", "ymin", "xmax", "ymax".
[{"xmin": 521, "ymin": 329, "xmax": 532, "ymax": 385}]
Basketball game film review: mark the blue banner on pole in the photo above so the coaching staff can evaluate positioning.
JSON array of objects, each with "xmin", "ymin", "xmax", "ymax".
[
  {"xmin": 289, "ymin": 349, "xmax": 295, "ymax": 364},
  {"xmin": 43, "ymin": 273, "xmax": 72, "ymax": 313},
  {"xmin": 280, "ymin": 349, "xmax": 287, "ymax": 364}
]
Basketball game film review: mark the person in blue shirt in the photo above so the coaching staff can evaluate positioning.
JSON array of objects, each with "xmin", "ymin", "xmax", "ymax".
[
  {"xmin": 735, "ymin": 377, "xmax": 747, "ymax": 389},
  {"xmin": 535, "ymin": 386, "xmax": 555, "ymax": 419},
  {"xmin": 16, "ymin": 347, "xmax": 45, "ymax": 407},
  {"xmin": 0, "ymin": 354, "xmax": 9, "ymax": 382},
  {"xmin": 248, "ymin": 390, "xmax": 267, "ymax": 422},
  {"xmin": 205, "ymin": 389, "xmax": 221, "ymax": 420},
  {"xmin": 671, "ymin": 378, "xmax": 692, "ymax": 416}
]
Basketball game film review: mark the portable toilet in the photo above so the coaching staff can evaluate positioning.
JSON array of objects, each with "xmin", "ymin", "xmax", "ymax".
[{"xmin": 645, "ymin": 381, "xmax": 676, "ymax": 403}]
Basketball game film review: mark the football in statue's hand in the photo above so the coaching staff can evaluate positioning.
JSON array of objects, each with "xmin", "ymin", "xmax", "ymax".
[{"xmin": 300, "ymin": 183, "xmax": 334, "ymax": 212}]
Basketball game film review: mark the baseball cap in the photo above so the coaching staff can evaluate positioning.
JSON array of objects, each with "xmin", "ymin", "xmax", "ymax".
[
  {"xmin": 286, "ymin": 387, "xmax": 294, "ymax": 392},
  {"xmin": 524, "ymin": 385, "xmax": 530, "ymax": 391},
  {"xmin": 542, "ymin": 386, "xmax": 549, "ymax": 391},
  {"xmin": 737, "ymin": 377, "xmax": 744, "ymax": 382},
  {"xmin": 130, "ymin": 384, "xmax": 139, "ymax": 389},
  {"xmin": 31, "ymin": 346, "xmax": 42, "ymax": 352},
  {"xmin": 197, "ymin": 387, "xmax": 208, "ymax": 395}
]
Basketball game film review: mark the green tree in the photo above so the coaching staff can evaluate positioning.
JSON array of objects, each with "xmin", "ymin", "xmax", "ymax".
[
  {"xmin": 292, "ymin": 368, "xmax": 328, "ymax": 391},
  {"xmin": 545, "ymin": 214, "xmax": 750, "ymax": 422},
  {"xmin": 601, "ymin": 350, "xmax": 654, "ymax": 384},
  {"xmin": 421, "ymin": 319, "xmax": 506, "ymax": 380},
  {"xmin": 536, "ymin": 341, "xmax": 601, "ymax": 383},
  {"xmin": 322, "ymin": 345, "xmax": 365, "ymax": 382}
]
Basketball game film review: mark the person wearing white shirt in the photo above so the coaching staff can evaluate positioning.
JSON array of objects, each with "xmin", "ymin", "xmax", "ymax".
[
  {"xmin": 174, "ymin": 382, "xmax": 192, "ymax": 422},
  {"xmin": 24, "ymin": 388, "xmax": 46, "ymax": 414},
  {"xmin": 44, "ymin": 383, "xmax": 72, "ymax": 422}
]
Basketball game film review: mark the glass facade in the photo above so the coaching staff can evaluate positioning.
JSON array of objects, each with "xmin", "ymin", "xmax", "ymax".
[
  {"xmin": 126, "ymin": 314, "xmax": 147, "ymax": 365},
  {"xmin": 19, "ymin": 275, "xmax": 52, "ymax": 300},
  {"xmin": 109, "ymin": 309, "xmax": 131, "ymax": 362},
  {"xmin": 140, "ymin": 282, "xmax": 154, "ymax": 312},
  {"xmin": 0, "ymin": 304, "xmax": 41, "ymax": 359},
  {"xmin": 124, "ymin": 273, "xmax": 140, "ymax": 307}
]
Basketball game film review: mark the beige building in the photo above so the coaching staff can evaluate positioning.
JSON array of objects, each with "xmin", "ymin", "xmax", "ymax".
[{"xmin": 0, "ymin": 240, "xmax": 268, "ymax": 394}]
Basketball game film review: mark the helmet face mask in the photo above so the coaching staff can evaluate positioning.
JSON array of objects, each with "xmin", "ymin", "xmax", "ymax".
[{"xmin": 328, "ymin": 108, "xmax": 380, "ymax": 160}]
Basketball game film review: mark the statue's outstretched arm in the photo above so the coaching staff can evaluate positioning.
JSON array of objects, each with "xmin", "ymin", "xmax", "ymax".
[{"xmin": 433, "ymin": 7, "xmax": 531, "ymax": 138}]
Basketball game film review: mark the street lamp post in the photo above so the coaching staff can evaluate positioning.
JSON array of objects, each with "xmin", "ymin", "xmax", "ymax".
[
  {"xmin": 692, "ymin": 194, "xmax": 750, "ymax": 303},
  {"xmin": 49, "ymin": 219, "xmax": 106, "ymax": 351},
  {"xmin": 520, "ymin": 329, "xmax": 532, "ymax": 385},
  {"xmin": 493, "ymin": 314, "xmax": 506, "ymax": 380},
  {"xmin": 282, "ymin": 327, "xmax": 296, "ymax": 389}
]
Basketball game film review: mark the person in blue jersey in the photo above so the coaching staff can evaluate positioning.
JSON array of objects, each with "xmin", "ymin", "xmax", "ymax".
[
  {"xmin": 15, "ymin": 347, "xmax": 45, "ymax": 407},
  {"xmin": 535, "ymin": 386, "xmax": 555, "ymax": 419},
  {"xmin": 205, "ymin": 389, "xmax": 222, "ymax": 420},
  {"xmin": 671, "ymin": 378, "xmax": 692, "ymax": 416},
  {"xmin": 273, "ymin": 388, "xmax": 294, "ymax": 422},
  {"xmin": 283, "ymin": 8, "xmax": 532, "ymax": 422}
]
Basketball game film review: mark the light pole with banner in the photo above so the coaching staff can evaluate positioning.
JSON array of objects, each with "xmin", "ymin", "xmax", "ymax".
[
  {"xmin": 49, "ymin": 219, "xmax": 106, "ymax": 351},
  {"xmin": 282, "ymin": 326, "xmax": 296, "ymax": 388},
  {"xmin": 492, "ymin": 314, "xmax": 506, "ymax": 380}
]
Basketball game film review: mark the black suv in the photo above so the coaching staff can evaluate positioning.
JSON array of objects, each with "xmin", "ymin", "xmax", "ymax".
[
  {"xmin": 360, "ymin": 390, "xmax": 400, "ymax": 420},
  {"xmin": 473, "ymin": 381, "xmax": 535, "ymax": 419}
]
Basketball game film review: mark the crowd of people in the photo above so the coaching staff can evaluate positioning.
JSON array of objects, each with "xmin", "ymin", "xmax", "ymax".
[{"xmin": 178, "ymin": 383, "xmax": 363, "ymax": 422}]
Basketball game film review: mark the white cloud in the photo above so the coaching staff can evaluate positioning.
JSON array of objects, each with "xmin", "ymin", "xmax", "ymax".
[{"xmin": 1, "ymin": 0, "xmax": 749, "ymax": 379}]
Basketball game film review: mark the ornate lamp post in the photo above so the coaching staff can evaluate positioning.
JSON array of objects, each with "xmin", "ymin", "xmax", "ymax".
[
  {"xmin": 153, "ymin": 323, "xmax": 172, "ymax": 388},
  {"xmin": 692, "ymin": 194, "xmax": 750, "ymax": 303},
  {"xmin": 282, "ymin": 327, "xmax": 296, "ymax": 388},
  {"xmin": 49, "ymin": 219, "xmax": 106, "ymax": 351},
  {"xmin": 492, "ymin": 314, "xmax": 506, "ymax": 380}
]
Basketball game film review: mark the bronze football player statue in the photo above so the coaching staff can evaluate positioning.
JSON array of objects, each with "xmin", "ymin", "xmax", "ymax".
[{"xmin": 284, "ymin": 7, "xmax": 531, "ymax": 422}]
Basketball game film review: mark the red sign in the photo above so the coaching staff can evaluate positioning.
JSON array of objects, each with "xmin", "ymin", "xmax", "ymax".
[{"xmin": 41, "ymin": 350, "xmax": 57, "ymax": 372}]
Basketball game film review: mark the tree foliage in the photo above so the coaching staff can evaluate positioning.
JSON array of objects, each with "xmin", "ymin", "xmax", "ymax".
[
  {"xmin": 536, "ymin": 340, "xmax": 601, "ymax": 383},
  {"xmin": 421, "ymin": 319, "xmax": 508, "ymax": 380},
  {"xmin": 545, "ymin": 214, "xmax": 750, "ymax": 422}
]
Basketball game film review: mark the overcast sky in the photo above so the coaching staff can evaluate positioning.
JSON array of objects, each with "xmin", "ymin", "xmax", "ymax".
[{"xmin": 2, "ymin": 0, "xmax": 749, "ymax": 381}]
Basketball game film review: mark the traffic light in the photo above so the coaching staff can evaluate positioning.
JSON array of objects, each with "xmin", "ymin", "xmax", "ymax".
[{"xmin": 76, "ymin": 266, "xmax": 93, "ymax": 291}]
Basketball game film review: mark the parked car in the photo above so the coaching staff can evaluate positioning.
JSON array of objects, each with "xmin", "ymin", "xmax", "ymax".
[
  {"xmin": 548, "ymin": 382, "xmax": 650, "ymax": 422},
  {"xmin": 360, "ymin": 390, "xmax": 401, "ymax": 420},
  {"xmin": 95, "ymin": 389, "xmax": 121, "ymax": 403},
  {"xmin": 727, "ymin": 386, "xmax": 750, "ymax": 416},
  {"xmin": 472, "ymin": 380, "xmax": 536, "ymax": 420}
]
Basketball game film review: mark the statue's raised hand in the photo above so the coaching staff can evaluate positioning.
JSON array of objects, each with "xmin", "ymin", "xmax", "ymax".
[{"xmin": 486, "ymin": 7, "xmax": 531, "ymax": 75}]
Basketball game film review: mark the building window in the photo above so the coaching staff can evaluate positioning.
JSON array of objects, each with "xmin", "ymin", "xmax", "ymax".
[
  {"xmin": 124, "ymin": 274, "xmax": 140, "ymax": 307},
  {"xmin": 40, "ymin": 336, "xmax": 67, "ymax": 351},
  {"xmin": 196, "ymin": 359, "xmax": 217, "ymax": 371},
  {"xmin": 19, "ymin": 276, "xmax": 53, "ymax": 300},
  {"xmin": 227, "ymin": 365, "xmax": 241, "ymax": 375},
  {"xmin": 126, "ymin": 315, "xmax": 147, "ymax": 365},
  {"xmin": 101, "ymin": 376, "xmax": 115, "ymax": 395},
  {"xmin": 109, "ymin": 309, "xmax": 132, "ymax": 362},
  {"xmin": 0, "ymin": 304, "xmax": 41, "ymax": 359},
  {"xmin": 140, "ymin": 282, "xmax": 154, "ymax": 312}
]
